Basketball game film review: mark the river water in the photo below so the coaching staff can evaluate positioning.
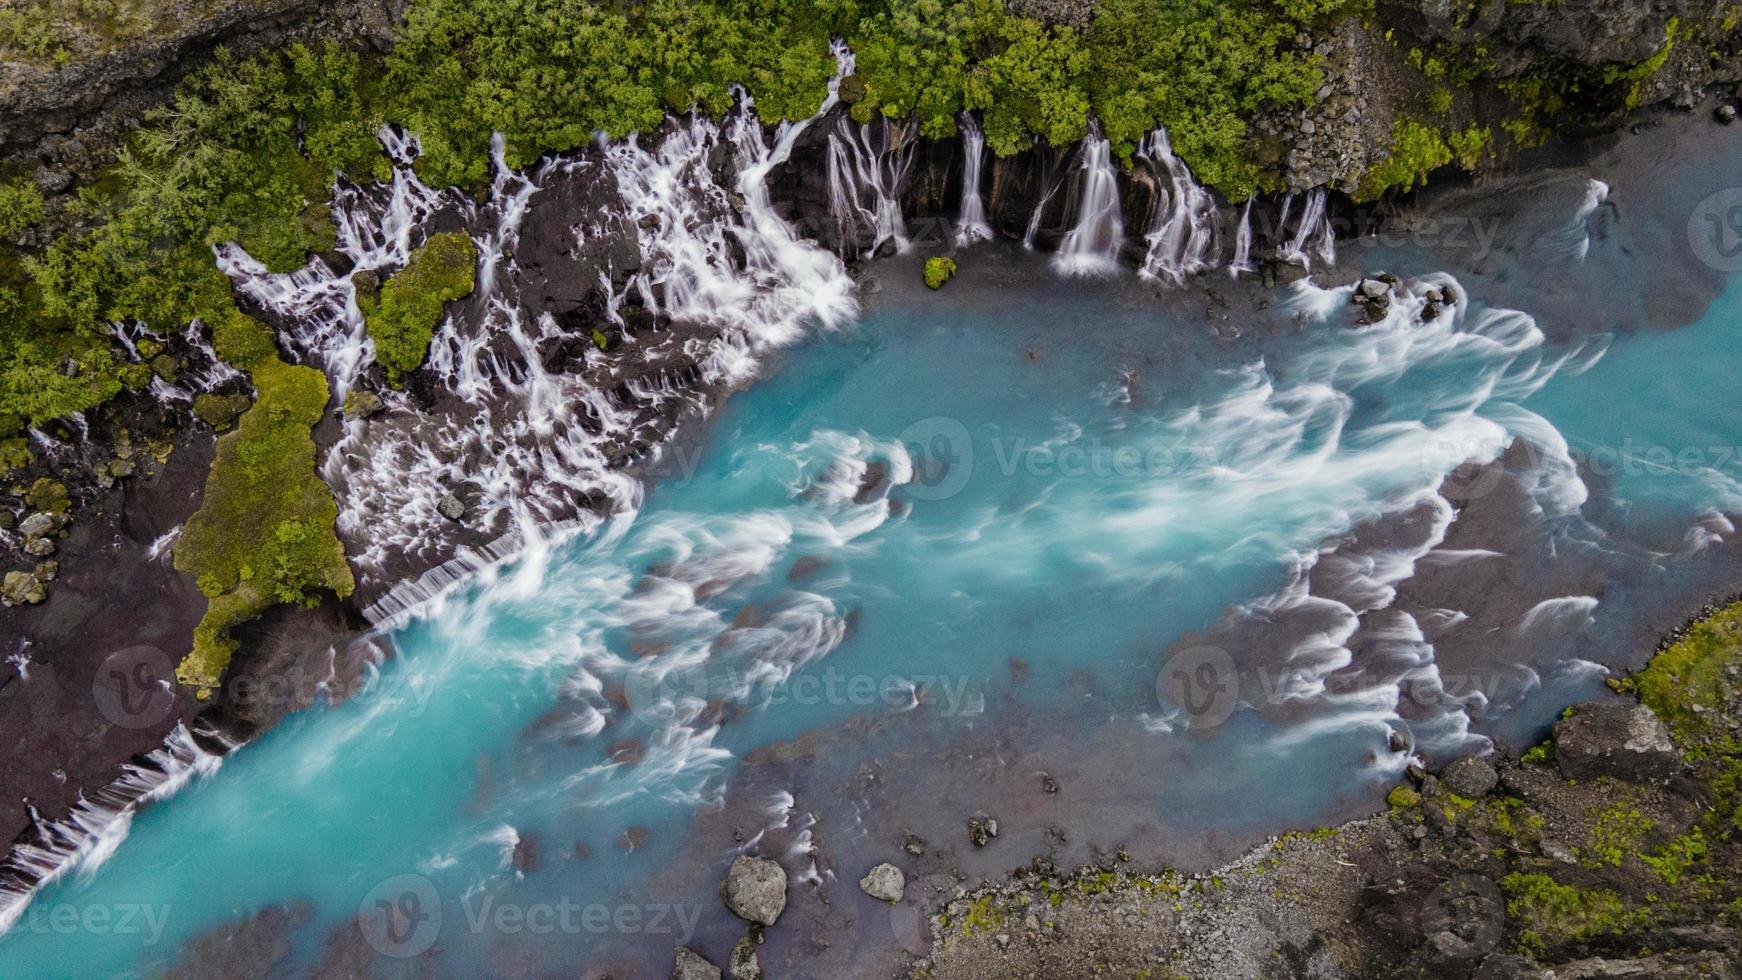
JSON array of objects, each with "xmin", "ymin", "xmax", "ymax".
[{"xmin": 2, "ymin": 117, "xmax": 1741, "ymax": 978}]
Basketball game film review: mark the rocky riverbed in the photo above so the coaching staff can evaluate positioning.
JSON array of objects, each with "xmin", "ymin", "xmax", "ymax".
[{"xmin": 643, "ymin": 602, "xmax": 1742, "ymax": 980}]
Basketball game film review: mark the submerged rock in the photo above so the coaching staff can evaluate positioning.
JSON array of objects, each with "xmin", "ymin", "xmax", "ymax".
[
  {"xmin": 721, "ymin": 855, "xmax": 787, "ymax": 926},
  {"xmin": 1553, "ymin": 703, "xmax": 1678, "ymax": 784},
  {"xmin": 859, "ymin": 862, "xmax": 906, "ymax": 903},
  {"xmin": 1440, "ymin": 756, "xmax": 1499, "ymax": 798},
  {"xmin": 341, "ymin": 389, "xmax": 384, "ymax": 419},
  {"xmin": 729, "ymin": 934, "xmax": 761, "ymax": 980},
  {"xmin": 672, "ymin": 945, "xmax": 721, "ymax": 980},
  {"xmin": 437, "ymin": 492, "xmax": 466, "ymax": 522}
]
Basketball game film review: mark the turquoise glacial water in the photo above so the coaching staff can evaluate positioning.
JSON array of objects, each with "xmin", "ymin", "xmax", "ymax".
[{"xmin": 3, "ymin": 242, "xmax": 1741, "ymax": 976}]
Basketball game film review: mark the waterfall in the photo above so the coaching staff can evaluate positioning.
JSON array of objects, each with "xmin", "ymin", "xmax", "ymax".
[
  {"xmin": 0, "ymin": 723, "xmax": 236, "ymax": 936},
  {"xmin": 215, "ymin": 44, "xmax": 857, "ymax": 595},
  {"xmin": 1135, "ymin": 128, "xmax": 1220, "ymax": 285},
  {"xmin": 1053, "ymin": 131, "xmax": 1124, "ymax": 276},
  {"xmin": 955, "ymin": 114, "xmax": 993, "ymax": 246},
  {"xmin": 1558, "ymin": 178, "xmax": 1610, "ymax": 261},
  {"xmin": 825, "ymin": 114, "xmax": 914, "ymax": 258},
  {"xmin": 1278, "ymin": 188, "xmax": 1336, "ymax": 269},
  {"xmin": 1229, "ymin": 196, "xmax": 1256, "ymax": 277}
]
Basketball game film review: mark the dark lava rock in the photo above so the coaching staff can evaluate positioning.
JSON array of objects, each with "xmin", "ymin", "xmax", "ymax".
[
  {"xmin": 1440, "ymin": 756, "xmax": 1499, "ymax": 799},
  {"xmin": 1718, "ymin": 103, "xmax": 1739, "ymax": 125},
  {"xmin": 729, "ymin": 934, "xmax": 762, "ymax": 980},
  {"xmin": 968, "ymin": 815, "xmax": 999, "ymax": 847},
  {"xmin": 437, "ymin": 492, "xmax": 466, "ymax": 522},
  {"xmin": 1553, "ymin": 703, "xmax": 1679, "ymax": 784}
]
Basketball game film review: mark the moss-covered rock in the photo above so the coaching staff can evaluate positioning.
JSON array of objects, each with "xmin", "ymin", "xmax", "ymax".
[
  {"xmin": 192, "ymin": 391, "xmax": 253, "ymax": 431},
  {"xmin": 172, "ymin": 310, "xmax": 353, "ymax": 696},
  {"xmin": 363, "ymin": 232, "xmax": 477, "ymax": 383},
  {"xmin": 924, "ymin": 256, "xmax": 957, "ymax": 289}
]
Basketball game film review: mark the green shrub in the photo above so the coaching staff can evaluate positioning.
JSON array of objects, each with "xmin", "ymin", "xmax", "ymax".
[
  {"xmin": 363, "ymin": 232, "xmax": 477, "ymax": 382},
  {"xmin": 1355, "ymin": 119, "xmax": 1453, "ymax": 201},
  {"xmin": 0, "ymin": 179, "xmax": 45, "ymax": 239},
  {"xmin": 923, "ymin": 255, "xmax": 957, "ymax": 289}
]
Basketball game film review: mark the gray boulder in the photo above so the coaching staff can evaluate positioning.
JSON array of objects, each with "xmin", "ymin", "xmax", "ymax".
[
  {"xmin": 1441, "ymin": 756, "xmax": 1499, "ymax": 798},
  {"xmin": 721, "ymin": 856, "xmax": 786, "ymax": 926},
  {"xmin": 437, "ymin": 492, "xmax": 466, "ymax": 522},
  {"xmin": 1553, "ymin": 703, "xmax": 1679, "ymax": 784},
  {"xmin": 859, "ymin": 862, "xmax": 905, "ymax": 903},
  {"xmin": 672, "ymin": 946, "xmax": 720, "ymax": 980},
  {"xmin": 17, "ymin": 512, "xmax": 56, "ymax": 539}
]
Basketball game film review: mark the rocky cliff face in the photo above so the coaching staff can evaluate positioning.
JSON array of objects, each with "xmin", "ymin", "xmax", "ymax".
[{"xmin": 1, "ymin": 0, "xmax": 396, "ymax": 192}]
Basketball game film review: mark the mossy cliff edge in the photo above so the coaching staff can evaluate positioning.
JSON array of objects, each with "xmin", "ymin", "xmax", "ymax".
[{"xmin": 916, "ymin": 599, "xmax": 1742, "ymax": 978}]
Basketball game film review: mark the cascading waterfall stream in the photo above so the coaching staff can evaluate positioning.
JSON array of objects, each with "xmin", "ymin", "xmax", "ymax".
[
  {"xmin": 825, "ymin": 113, "xmax": 915, "ymax": 258},
  {"xmin": 955, "ymin": 114, "xmax": 994, "ymax": 245},
  {"xmin": 1279, "ymin": 188, "xmax": 1336, "ymax": 269},
  {"xmin": 1137, "ymin": 127, "xmax": 1221, "ymax": 283},
  {"xmin": 1230, "ymin": 196, "xmax": 1256, "ymax": 277},
  {"xmin": 1054, "ymin": 128, "xmax": 1125, "ymax": 275}
]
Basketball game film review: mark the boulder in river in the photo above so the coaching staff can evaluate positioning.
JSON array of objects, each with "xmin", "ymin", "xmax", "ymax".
[
  {"xmin": 437, "ymin": 492, "xmax": 466, "ymax": 522},
  {"xmin": 1440, "ymin": 756, "xmax": 1499, "ymax": 798},
  {"xmin": 859, "ymin": 862, "xmax": 905, "ymax": 903},
  {"xmin": 729, "ymin": 934, "xmax": 761, "ymax": 980},
  {"xmin": 721, "ymin": 855, "xmax": 786, "ymax": 926},
  {"xmin": 1553, "ymin": 703, "xmax": 1679, "ymax": 784},
  {"xmin": 672, "ymin": 945, "xmax": 721, "ymax": 980}
]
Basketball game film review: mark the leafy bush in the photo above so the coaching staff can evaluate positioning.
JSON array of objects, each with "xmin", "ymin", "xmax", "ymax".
[
  {"xmin": 0, "ymin": 179, "xmax": 45, "ymax": 239},
  {"xmin": 924, "ymin": 255, "xmax": 957, "ymax": 288}
]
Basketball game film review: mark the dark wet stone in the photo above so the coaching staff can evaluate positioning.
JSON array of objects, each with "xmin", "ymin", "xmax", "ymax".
[
  {"xmin": 619, "ymin": 826, "xmax": 650, "ymax": 852},
  {"xmin": 968, "ymin": 816, "xmax": 999, "ymax": 847},
  {"xmin": 512, "ymin": 832, "xmax": 541, "ymax": 873},
  {"xmin": 1441, "ymin": 757, "xmax": 1499, "ymax": 798},
  {"xmin": 729, "ymin": 933, "xmax": 762, "ymax": 980},
  {"xmin": 1554, "ymin": 703, "xmax": 1678, "ymax": 784},
  {"xmin": 607, "ymin": 738, "xmax": 646, "ymax": 766},
  {"xmin": 787, "ymin": 555, "xmax": 827, "ymax": 582},
  {"xmin": 437, "ymin": 492, "xmax": 466, "ymax": 521}
]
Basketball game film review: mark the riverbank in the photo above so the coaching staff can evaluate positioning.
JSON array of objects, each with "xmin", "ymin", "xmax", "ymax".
[{"xmin": 912, "ymin": 599, "xmax": 1742, "ymax": 979}]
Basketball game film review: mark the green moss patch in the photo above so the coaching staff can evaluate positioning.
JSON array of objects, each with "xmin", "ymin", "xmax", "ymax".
[
  {"xmin": 923, "ymin": 256, "xmax": 958, "ymax": 289},
  {"xmin": 363, "ymin": 232, "xmax": 477, "ymax": 383},
  {"xmin": 1634, "ymin": 601, "xmax": 1742, "ymax": 753},
  {"xmin": 172, "ymin": 311, "xmax": 353, "ymax": 696},
  {"xmin": 1502, "ymin": 873, "xmax": 1646, "ymax": 956}
]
